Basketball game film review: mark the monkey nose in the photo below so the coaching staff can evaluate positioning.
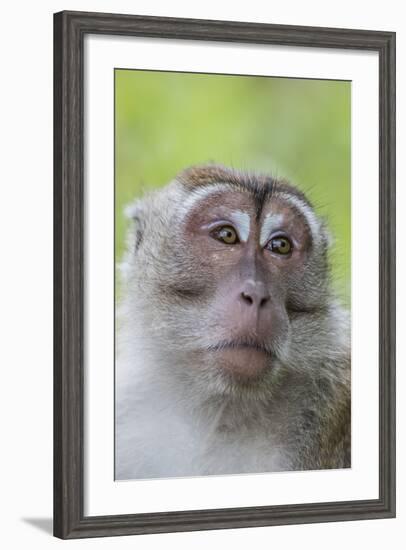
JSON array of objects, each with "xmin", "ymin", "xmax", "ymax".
[{"xmin": 240, "ymin": 281, "xmax": 270, "ymax": 309}]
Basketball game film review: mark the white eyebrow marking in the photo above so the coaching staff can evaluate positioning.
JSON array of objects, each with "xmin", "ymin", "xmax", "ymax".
[
  {"xmin": 178, "ymin": 185, "xmax": 252, "ymax": 243},
  {"xmin": 260, "ymin": 213, "xmax": 284, "ymax": 247},
  {"xmin": 229, "ymin": 210, "xmax": 250, "ymax": 242},
  {"xmin": 279, "ymin": 193, "xmax": 321, "ymax": 244},
  {"xmin": 178, "ymin": 183, "xmax": 234, "ymax": 218}
]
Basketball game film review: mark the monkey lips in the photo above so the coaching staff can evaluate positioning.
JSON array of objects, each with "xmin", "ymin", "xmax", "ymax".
[{"xmin": 206, "ymin": 339, "xmax": 274, "ymax": 379}]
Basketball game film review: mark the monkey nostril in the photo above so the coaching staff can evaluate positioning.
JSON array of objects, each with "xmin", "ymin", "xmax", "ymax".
[
  {"xmin": 240, "ymin": 290, "xmax": 270, "ymax": 308},
  {"xmin": 259, "ymin": 296, "xmax": 269, "ymax": 308},
  {"xmin": 241, "ymin": 292, "xmax": 254, "ymax": 306}
]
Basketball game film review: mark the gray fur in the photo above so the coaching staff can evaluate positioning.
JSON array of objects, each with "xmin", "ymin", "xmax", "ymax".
[{"xmin": 116, "ymin": 166, "xmax": 351, "ymax": 480}]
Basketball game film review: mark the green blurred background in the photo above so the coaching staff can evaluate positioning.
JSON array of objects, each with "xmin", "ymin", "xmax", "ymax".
[{"xmin": 115, "ymin": 70, "xmax": 351, "ymax": 304}]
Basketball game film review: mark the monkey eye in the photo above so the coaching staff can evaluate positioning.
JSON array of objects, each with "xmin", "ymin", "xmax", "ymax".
[
  {"xmin": 266, "ymin": 235, "xmax": 293, "ymax": 256},
  {"xmin": 210, "ymin": 225, "xmax": 240, "ymax": 245}
]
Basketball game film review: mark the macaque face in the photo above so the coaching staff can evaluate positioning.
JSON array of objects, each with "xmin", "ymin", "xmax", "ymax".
[{"xmin": 160, "ymin": 186, "xmax": 316, "ymax": 382}]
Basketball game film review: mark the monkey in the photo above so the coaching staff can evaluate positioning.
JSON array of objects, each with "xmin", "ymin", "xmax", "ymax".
[{"xmin": 115, "ymin": 164, "xmax": 350, "ymax": 480}]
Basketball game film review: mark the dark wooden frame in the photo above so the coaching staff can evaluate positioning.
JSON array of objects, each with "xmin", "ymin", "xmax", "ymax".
[{"xmin": 54, "ymin": 10, "xmax": 396, "ymax": 539}]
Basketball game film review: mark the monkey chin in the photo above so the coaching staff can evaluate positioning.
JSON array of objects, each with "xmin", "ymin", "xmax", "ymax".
[{"xmin": 212, "ymin": 347, "xmax": 272, "ymax": 381}]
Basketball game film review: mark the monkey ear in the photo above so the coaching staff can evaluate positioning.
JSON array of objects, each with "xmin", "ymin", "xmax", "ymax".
[{"xmin": 124, "ymin": 200, "xmax": 146, "ymax": 251}]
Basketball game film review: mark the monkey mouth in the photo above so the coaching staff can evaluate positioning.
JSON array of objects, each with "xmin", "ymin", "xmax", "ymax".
[
  {"xmin": 205, "ymin": 338, "xmax": 275, "ymax": 379},
  {"xmin": 207, "ymin": 338, "xmax": 274, "ymax": 357}
]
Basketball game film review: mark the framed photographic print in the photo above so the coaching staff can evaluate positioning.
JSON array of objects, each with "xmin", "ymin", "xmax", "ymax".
[{"xmin": 54, "ymin": 10, "xmax": 396, "ymax": 539}]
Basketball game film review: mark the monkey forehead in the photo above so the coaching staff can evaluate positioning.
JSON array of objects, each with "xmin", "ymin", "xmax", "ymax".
[{"xmin": 176, "ymin": 164, "xmax": 312, "ymax": 208}]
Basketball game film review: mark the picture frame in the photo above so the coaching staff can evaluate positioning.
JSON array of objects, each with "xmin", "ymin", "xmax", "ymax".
[{"xmin": 54, "ymin": 10, "xmax": 396, "ymax": 539}]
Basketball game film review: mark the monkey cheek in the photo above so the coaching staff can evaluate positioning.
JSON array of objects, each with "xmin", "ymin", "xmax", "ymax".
[{"xmin": 211, "ymin": 348, "xmax": 271, "ymax": 380}]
